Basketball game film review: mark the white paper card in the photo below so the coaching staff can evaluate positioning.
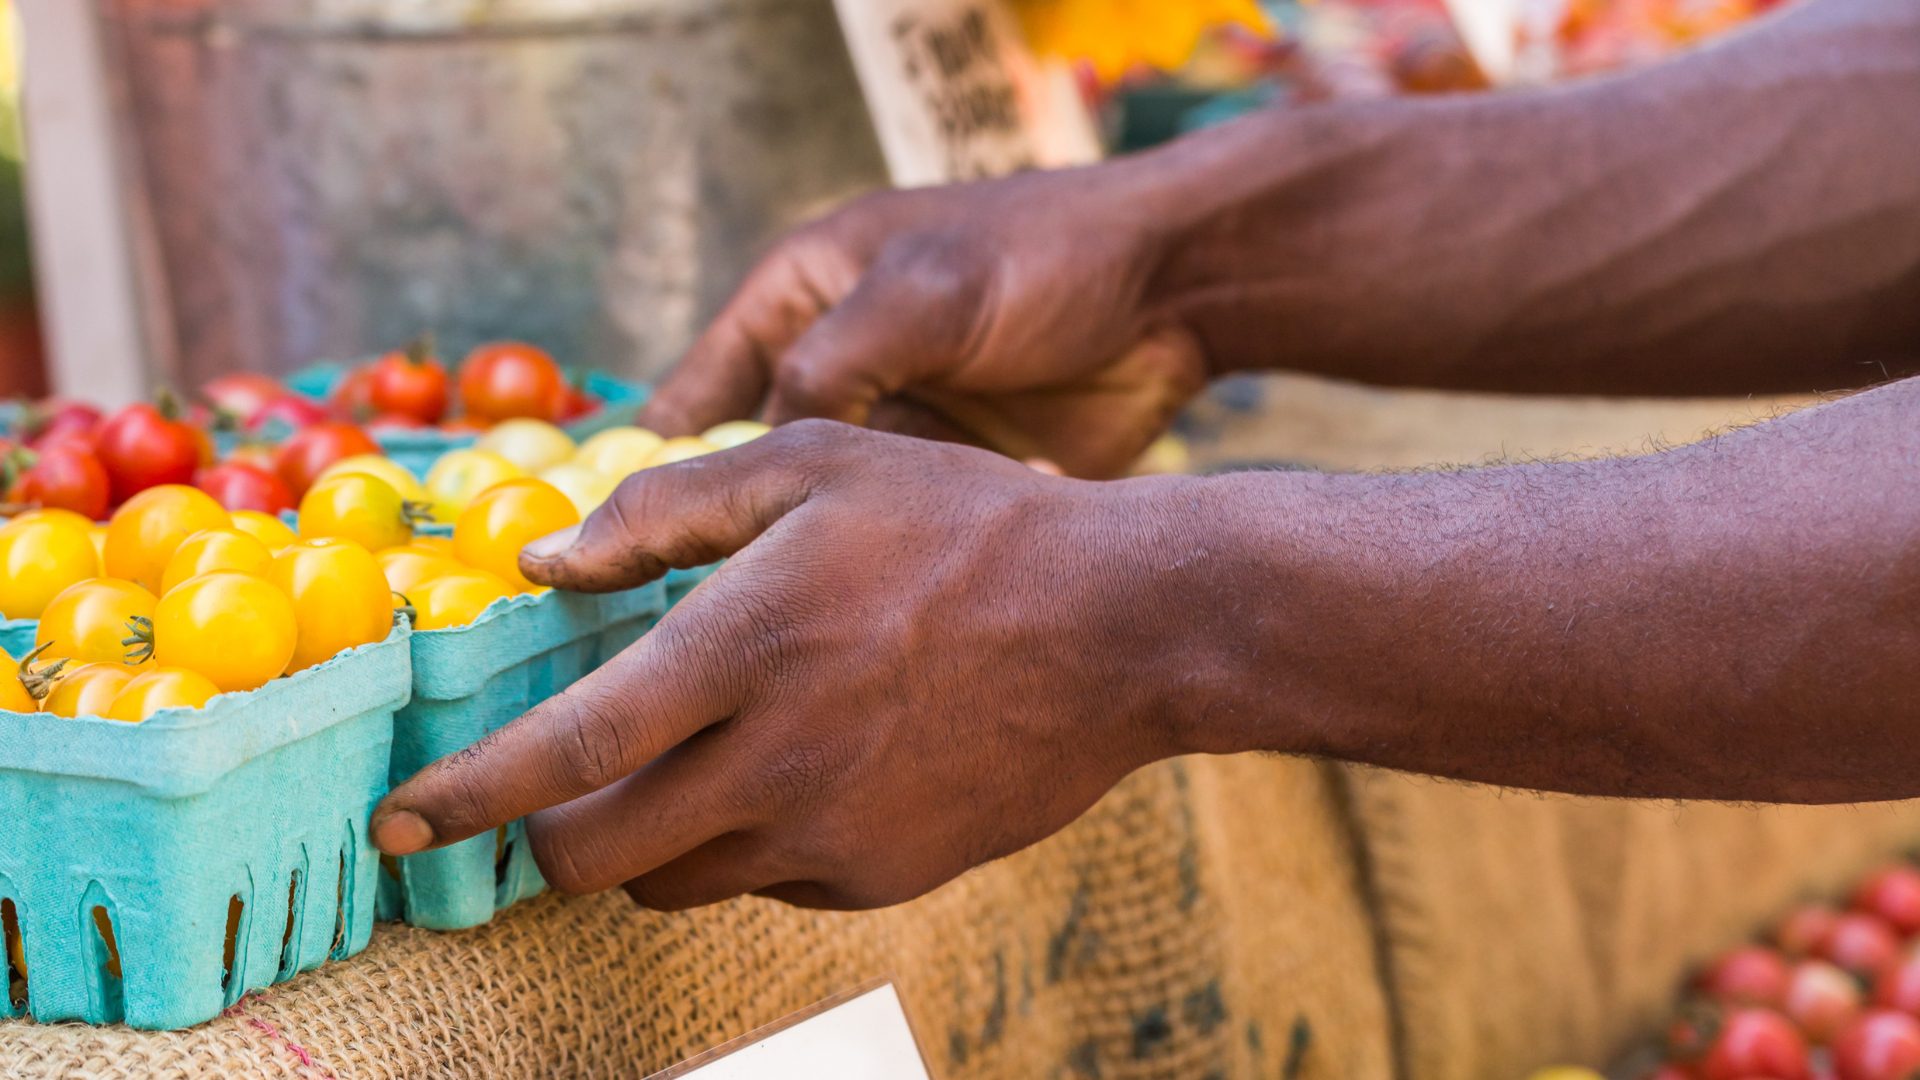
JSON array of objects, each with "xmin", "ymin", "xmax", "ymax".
[
  {"xmin": 831, "ymin": 0, "xmax": 1102, "ymax": 186},
  {"xmin": 651, "ymin": 983, "xmax": 933, "ymax": 1080}
]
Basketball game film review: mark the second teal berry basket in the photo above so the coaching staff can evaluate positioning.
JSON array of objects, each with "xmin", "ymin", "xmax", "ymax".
[
  {"xmin": 378, "ymin": 582, "xmax": 666, "ymax": 930},
  {"xmin": 0, "ymin": 626, "xmax": 411, "ymax": 1031}
]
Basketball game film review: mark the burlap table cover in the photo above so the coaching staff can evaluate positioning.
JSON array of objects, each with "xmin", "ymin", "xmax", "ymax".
[
  {"xmin": 1342, "ymin": 768, "xmax": 1920, "ymax": 1080},
  {"xmin": 0, "ymin": 756, "xmax": 1395, "ymax": 1079}
]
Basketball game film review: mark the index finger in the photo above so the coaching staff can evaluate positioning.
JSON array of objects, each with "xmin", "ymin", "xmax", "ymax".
[{"xmin": 369, "ymin": 615, "xmax": 739, "ymax": 856}]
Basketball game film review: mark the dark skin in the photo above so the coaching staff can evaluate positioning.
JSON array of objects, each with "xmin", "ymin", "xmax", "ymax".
[{"xmin": 372, "ymin": 0, "xmax": 1920, "ymax": 912}]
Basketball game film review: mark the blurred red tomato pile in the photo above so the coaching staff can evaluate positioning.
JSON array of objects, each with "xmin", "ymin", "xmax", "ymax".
[
  {"xmin": 1647, "ymin": 862, "xmax": 1920, "ymax": 1080},
  {"xmin": 1, "ymin": 340, "xmax": 606, "ymax": 522}
]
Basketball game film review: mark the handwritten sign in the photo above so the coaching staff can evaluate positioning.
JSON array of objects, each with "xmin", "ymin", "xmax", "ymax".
[
  {"xmin": 647, "ymin": 982, "xmax": 934, "ymax": 1080},
  {"xmin": 832, "ymin": 0, "xmax": 1101, "ymax": 186}
]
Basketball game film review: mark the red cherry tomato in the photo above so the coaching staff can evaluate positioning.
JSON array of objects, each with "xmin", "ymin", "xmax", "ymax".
[
  {"xmin": 1700, "ymin": 1008, "xmax": 1811, "ymax": 1080},
  {"xmin": 272, "ymin": 422, "xmax": 380, "ymax": 499},
  {"xmin": 367, "ymin": 340, "xmax": 450, "ymax": 424},
  {"xmin": 8, "ymin": 443, "xmax": 110, "ymax": 520},
  {"xmin": 201, "ymin": 373, "xmax": 288, "ymax": 426},
  {"xmin": 1698, "ymin": 946, "xmax": 1792, "ymax": 1008},
  {"xmin": 94, "ymin": 402, "xmax": 204, "ymax": 504},
  {"xmin": 1834, "ymin": 1010, "xmax": 1920, "ymax": 1080},
  {"xmin": 331, "ymin": 366, "xmax": 381, "ymax": 422},
  {"xmin": 458, "ymin": 342, "xmax": 567, "ymax": 422},
  {"xmin": 194, "ymin": 461, "xmax": 294, "ymax": 515},
  {"xmin": 1825, "ymin": 914, "xmax": 1903, "ymax": 980},
  {"xmin": 1779, "ymin": 905, "xmax": 1845, "ymax": 958},
  {"xmin": 1875, "ymin": 955, "xmax": 1920, "ymax": 1017},
  {"xmin": 1856, "ymin": 867, "xmax": 1920, "ymax": 937},
  {"xmin": 26, "ymin": 400, "xmax": 102, "ymax": 450},
  {"xmin": 1790, "ymin": 960, "xmax": 1865, "ymax": 1044},
  {"xmin": 244, "ymin": 394, "xmax": 330, "ymax": 438}
]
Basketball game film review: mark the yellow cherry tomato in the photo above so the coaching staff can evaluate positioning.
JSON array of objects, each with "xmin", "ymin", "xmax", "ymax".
[
  {"xmin": 37, "ymin": 578, "xmax": 157, "ymax": 669},
  {"xmin": 298, "ymin": 473, "xmax": 424, "ymax": 552},
  {"xmin": 104, "ymin": 486, "xmax": 230, "ymax": 594},
  {"xmin": 411, "ymin": 571, "xmax": 517, "ymax": 630},
  {"xmin": 106, "ymin": 667, "xmax": 220, "ymax": 723},
  {"xmin": 476, "ymin": 419, "xmax": 576, "ymax": 473},
  {"xmin": 407, "ymin": 534, "xmax": 455, "ymax": 555},
  {"xmin": 159, "ymin": 528, "xmax": 274, "ymax": 596},
  {"xmin": 453, "ymin": 479, "xmax": 580, "ymax": 593},
  {"xmin": 424, "ymin": 449, "xmax": 525, "ymax": 522},
  {"xmin": 0, "ymin": 514, "xmax": 102, "ymax": 619},
  {"xmin": 643, "ymin": 437, "xmax": 717, "ymax": 469},
  {"xmin": 269, "ymin": 539, "xmax": 393, "ymax": 673},
  {"xmin": 701, "ymin": 420, "xmax": 771, "ymax": 450},
  {"xmin": 145, "ymin": 572, "xmax": 298, "ymax": 693},
  {"xmin": 41, "ymin": 662, "xmax": 136, "ymax": 719},
  {"xmin": 229, "ymin": 510, "xmax": 297, "ymax": 551},
  {"xmin": 537, "ymin": 463, "xmax": 619, "ymax": 517},
  {"xmin": 573, "ymin": 427, "xmax": 664, "ymax": 478},
  {"xmin": 0, "ymin": 647, "xmax": 41, "ymax": 713},
  {"xmin": 315, "ymin": 454, "xmax": 429, "ymax": 506},
  {"xmin": 11, "ymin": 507, "xmax": 95, "ymax": 532},
  {"xmin": 88, "ymin": 524, "xmax": 108, "ymax": 564},
  {"xmin": 378, "ymin": 547, "xmax": 464, "ymax": 598}
]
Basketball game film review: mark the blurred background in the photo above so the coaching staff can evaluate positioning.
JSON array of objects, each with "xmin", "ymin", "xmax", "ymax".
[{"xmin": 0, "ymin": 0, "xmax": 1783, "ymax": 404}]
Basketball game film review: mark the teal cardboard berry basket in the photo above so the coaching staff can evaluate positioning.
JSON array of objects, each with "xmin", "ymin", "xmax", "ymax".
[
  {"xmin": 273, "ymin": 365, "xmax": 650, "ymax": 479},
  {"xmin": 379, "ymin": 581, "xmax": 665, "ymax": 930},
  {"xmin": 0, "ymin": 626, "xmax": 411, "ymax": 1031}
]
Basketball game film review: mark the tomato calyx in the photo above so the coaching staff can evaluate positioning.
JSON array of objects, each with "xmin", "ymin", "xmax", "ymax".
[
  {"xmin": 403, "ymin": 333, "xmax": 437, "ymax": 369},
  {"xmin": 153, "ymin": 387, "xmax": 187, "ymax": 424},
  {"xmin": 15, "ymin": 642, "xmax": 68, "ymax": 702},
  {"xmin": 401, "ymin": 500, "xmax": 438, "ymax": 528},
  {"xmin": 391, "ymin": 591, "xmax": 417, "ymax": 626},
  {"xmin": 122, "ymin": 615, "xmax": 156, "ymax": 665}
]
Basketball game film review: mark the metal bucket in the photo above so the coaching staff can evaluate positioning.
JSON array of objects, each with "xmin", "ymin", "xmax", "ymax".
[{"xmin": 100, "ymin": 0, "xmax": 889, "ymax": 387}]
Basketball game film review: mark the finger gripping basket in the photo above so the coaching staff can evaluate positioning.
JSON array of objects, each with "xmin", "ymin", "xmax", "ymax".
[
  {"xmin": 381, "ymin": 582, "xmax": 665, "ymax": 930},
  {"xmin": 0, "ymin": 627, "xmax": 411, "ymax": 1031}
]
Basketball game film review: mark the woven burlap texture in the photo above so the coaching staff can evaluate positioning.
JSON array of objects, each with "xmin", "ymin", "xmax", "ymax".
[
  {"xmin": 0, "ymin": 755, "xmax": 1393, "ymax": 1079},
  {"xmin": 1341, "ymin": 766, "xmax": 1920, "ymax": 1080}
]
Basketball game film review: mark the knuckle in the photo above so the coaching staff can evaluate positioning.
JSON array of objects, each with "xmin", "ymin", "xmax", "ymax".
[
  {"xmin": 547, "ymin": 688, "xmax": 638, "ymax": 792},
  {"xmin": 768, "ymin": 417, "xmax": 859, "ymax": 463}
]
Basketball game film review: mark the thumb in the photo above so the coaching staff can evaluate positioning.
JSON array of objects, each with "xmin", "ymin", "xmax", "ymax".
[
  {"xmin": 761, "ymin": 267, "xmax": 963, "ymax": 427},
  {"xmin": 520, "ymin": 420, "xmax": 856, "ymax": 593}
]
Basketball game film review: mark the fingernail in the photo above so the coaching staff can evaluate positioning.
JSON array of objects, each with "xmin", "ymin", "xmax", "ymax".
[
  {"xmin": 372, "ymin": 810, "xmax": 434, "ymax": 856},
  {"xmin": 523, "ymin": 525, "xmax": 581, "ymax": 561}
]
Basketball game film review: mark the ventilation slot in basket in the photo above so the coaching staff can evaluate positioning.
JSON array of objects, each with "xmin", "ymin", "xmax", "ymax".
[
  {"xmin": 2, "ymin": 898, "xmax": 25, "ymax": 1014},
  {"xmin": 220, "ymin": 895, "xmax": 246, "ymax": 1001},
  {"xmin": 329, "ymin": 849, "xmax": 349, "ymax": 962},
  {"xmin": 79, "ymin": 884, "xmax": 124, "ymax": 1024},
  {"xmin": 278, "ymin": 870, "xmax": 302, "ymax": 980}
]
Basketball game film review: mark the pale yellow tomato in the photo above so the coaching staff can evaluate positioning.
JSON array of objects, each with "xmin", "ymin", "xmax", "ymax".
[
  {"xmin": 269, "ymin": 539, "xmax": 394, "ymax": 673},
  {"xmin": 159, "ymin": 528, "xmax": 274, "ymax": 596},
  {"xmin": 104, "ymin": 486, "xmax": 230, "ymax": 594},
  {"xmin": 314, "ymin": 454, "xmax": 430, "ymax": 506},
  {"xmin": 642, "ymin": 437, "xmax": 716, "ymax": 469},
  {"xmin": 148, "ymin": 572, "xmax": 298, "ymax": 693},
  {"xmin": 37, "ymin": 578, "xmax": 158, "ymax": 669},
  {"xmin": 42, "ymin": 662, "xmax": 136, "ymax": 719},
  {"xmin": 701, "ymin": 420, "xmax": 770, "ymax": 450},
  {"xmin": 299, "ymin": 473, "xmax": 424, "ymax": 552},
  {"xmin": 377, "ymin": 547, "xmax": 464, "ymax": 597},
  {"xmin": 537, "ymin": 463, "xmax": 619, "ymax": 517},
  {"xmin": 573, "ymin": 426, "xmax": 664, "ymax": 478},
  {"xmin": 424, "ymin": 449, "xmax": 525, "ymax": 522},
  {"xmin": 411, "ymin": 571, "xmax": 516, "ymax": 631},
  {"xmin": 476, "ymin": 419, "xmax": 576, "ymax": 473},
  {"xmin": 106, "ymin": 668, "xmax": 221, "ymax": 722},
  {"xmin": 0, "ymin": 514, "xmax": 102, "ymax": 619},
  {"xmin": 229, "ymin": 510, "xmax": 297, "ymax": 551},
  {"xmin": 453, "ymin": 479, "xmax": 579, "ymax": 593}
]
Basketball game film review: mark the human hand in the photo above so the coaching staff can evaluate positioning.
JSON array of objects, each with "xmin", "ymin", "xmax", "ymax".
[
  {"xmin": 369, "ymin": 421, "xmax": 1200, "ymax": 910},
  {"xmin": 641, "ymin": 167, "xmax": 1211, "ymax": 480}
]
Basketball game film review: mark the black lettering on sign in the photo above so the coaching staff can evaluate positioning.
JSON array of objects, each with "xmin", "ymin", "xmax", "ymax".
[{"xmin": 889, "ymin": 2, "xmax": 1037, "ymax": 180}]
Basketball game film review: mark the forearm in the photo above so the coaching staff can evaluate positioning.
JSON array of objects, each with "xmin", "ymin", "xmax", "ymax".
[
  {"xmin": 1150, "ymin": 378, "xmax": 1920, "ymax": 803},
  {"xmin": 1121, "ymin": 0, "xmax": 1920, "ymax": 395}
]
